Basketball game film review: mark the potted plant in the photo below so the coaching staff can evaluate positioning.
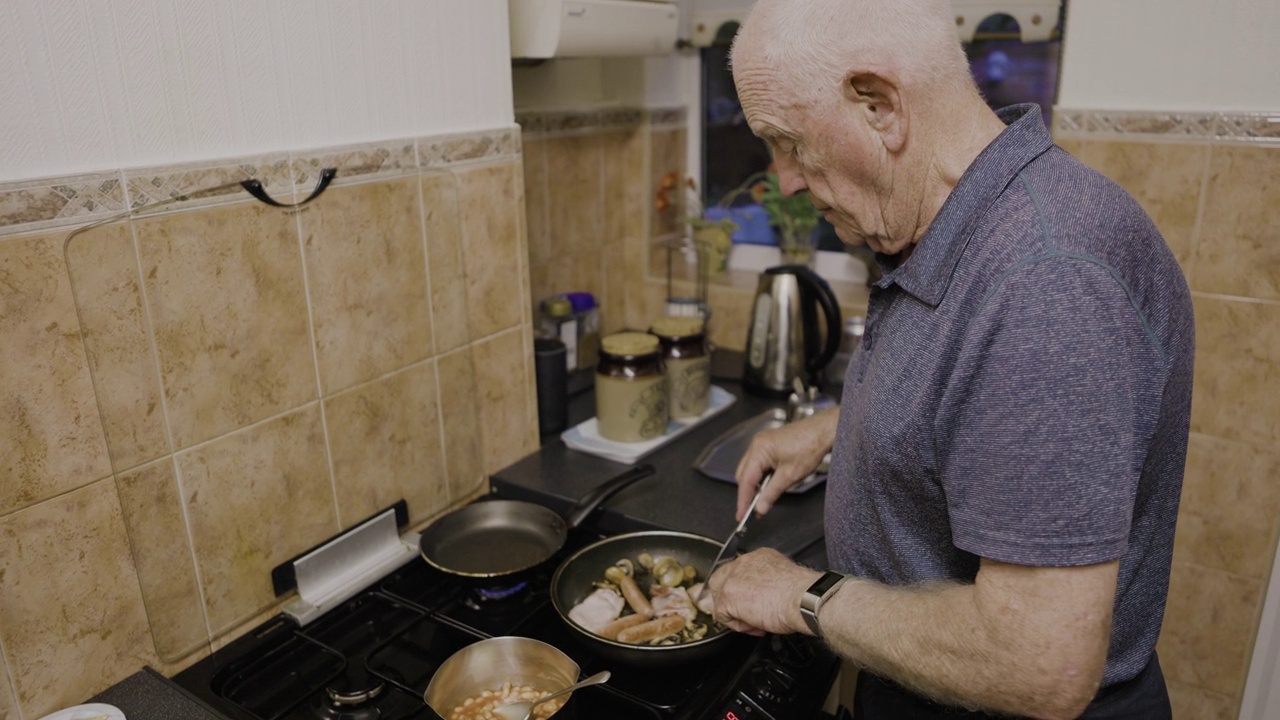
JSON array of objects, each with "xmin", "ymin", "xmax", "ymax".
[
  {"xmin": 723, "ymin": 165, "xmax": 822, "ymax": 266},
  {"xmin": 655, "ymin": 171, "xmax": 739, "ymax": 275}
]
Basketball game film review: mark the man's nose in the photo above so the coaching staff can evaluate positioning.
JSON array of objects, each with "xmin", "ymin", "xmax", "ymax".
[{"xmin": 775, "ymin": 159, "xmax": 807, "ymax": 197}]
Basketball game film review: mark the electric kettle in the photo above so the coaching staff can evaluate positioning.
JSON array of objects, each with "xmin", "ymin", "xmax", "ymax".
[{"xmin": 742, "ymin": 265, "xmax": 843, "ymax": 396}]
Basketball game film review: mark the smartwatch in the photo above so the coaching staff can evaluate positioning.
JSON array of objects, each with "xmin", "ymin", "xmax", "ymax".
[{"xmin": 799, "ymin": 571, "xmax": 848, "ymax": 638}]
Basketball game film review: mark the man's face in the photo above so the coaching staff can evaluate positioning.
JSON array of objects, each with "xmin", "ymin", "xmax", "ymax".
[{"xmin": 734, "ymin": 62, "xmax": 896, "ymax": 253}]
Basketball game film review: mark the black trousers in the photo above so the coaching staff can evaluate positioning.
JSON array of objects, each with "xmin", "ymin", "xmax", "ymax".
[{"xmin": 852, "ymin": 653, "xmax": 1171, "ymax": 719}]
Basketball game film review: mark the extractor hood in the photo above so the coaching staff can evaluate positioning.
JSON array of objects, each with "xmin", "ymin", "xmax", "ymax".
[{"xmin": 510, "ymin": 0, "xmax": 680, "ymax": 59}]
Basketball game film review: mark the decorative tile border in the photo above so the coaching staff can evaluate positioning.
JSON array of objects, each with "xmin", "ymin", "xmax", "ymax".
[
  {"xmin": 0, "ymin": 171, "xmax": 127, "ymax": 237},
  {"xmin": 1054, "ymin": 108, "xmax": 1280, "ymax": 145},
  {"xmin": 0, "ymin": 125, "xmax": 525, "ymax": 238},
  {"xmin": 515, "ymin": 106, "xmax": 684, "ymax": 137}
]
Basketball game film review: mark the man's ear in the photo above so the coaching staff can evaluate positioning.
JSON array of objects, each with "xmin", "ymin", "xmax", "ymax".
[{"xmin": 841, "ymin": 69, "xmax": 907, "ymax": 153}]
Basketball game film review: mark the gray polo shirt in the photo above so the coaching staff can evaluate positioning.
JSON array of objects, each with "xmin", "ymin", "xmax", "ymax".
[{"xmin": 824, "ymin": 105, "xmax": 1195, "ymax": 688}]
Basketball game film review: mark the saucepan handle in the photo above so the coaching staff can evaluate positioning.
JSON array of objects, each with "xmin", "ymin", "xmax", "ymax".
[{"xmin": 564, "ymin": 463, "xmax": 656, "ymax": 530}]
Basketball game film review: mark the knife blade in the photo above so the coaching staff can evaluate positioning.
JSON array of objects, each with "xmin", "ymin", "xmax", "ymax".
[{"xmin": 700, "ymin": 473, "xmax": 773, "ymax": 603}]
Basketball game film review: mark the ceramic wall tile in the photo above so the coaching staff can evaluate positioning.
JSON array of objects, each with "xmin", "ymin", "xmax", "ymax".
[
  {"xmin": 176, "ymin": 405, "xmax": 337, "ymax": 635},
  {"xmin": 0, "ymin": 171, "xmax": 127, "ymax": 238},
  {"xmin": 523, "ymin": 139, "xmax": 552, "ymax": 268},
  {"xmin": 1189, "ymin": 296, "xmax": 1280, "ymax": 446},
  {"xmin": 0, "ymin": 233, "xmax": 112, "ymax": 516},
  {"xmin": 0, "ymin": 658, "xmax": 15, "ymax": 720},
  {"xmin": 1166, "ymin": 680, "xmax": 1238, "ymax": 720},
  {"xmin": 324, "ymin": 361, "xmax": 448, "ymax": 529},
  {"xmin": 1157, "ymin": 560, "xmax": 1261, "ymax": 697},
  {"xmin": 602, "ymin": 129, "xmax": 647, "ymax": 335},
  {"xmin": 436, "ymin": 348, "xmax": 486, "ymax": 504},
  {"xmin": 114, "ymin": 458, "xmax": 209, "ymax": 662},
  {"xmin": 125, "ymin": 155, "xmax": 293, "ymax": 215},
  {"xmin": 472, "ymin": 329, "xmax": 538, "ymax": 474},
  {"xmin": 545, "ymin": 135, "xmax": 603, "ymax": 261},
  {"xmin": 0, "ymin": 480, "xmax": 157, "ymax": 719},
  {"xmin": 1056, "ymin": 139, "xmax": 1208, "ymax": 274},
  {"xmin": 63, "ymin": 221, "xmax": 170, "ymax": 473},
  {"xmin": 134, "ymin": 201, "xmax": 316, "ymax": 449},
  {"xmin": 421, "ymin": 172, "xmax": 469, "ymax": 354},
  {"xmin": 300, "ymin": 178, "xmax": 433, "ymax": 394},
  {"xmin": 1176, "ymin": 434, "xmax": 1280, "ymax": 579},
  {"xmin": 456, "ymin": 163, "xmax": 525, "ymax": 341},
  {"xmin": 1193, "ymin": 145, "xmax": 1280, "ymax": 300}
]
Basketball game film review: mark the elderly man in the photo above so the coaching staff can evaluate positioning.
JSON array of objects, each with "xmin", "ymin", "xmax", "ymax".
[{"xmin": 706, "ymin": 1, "xmax": 1194, "ymax": 718}]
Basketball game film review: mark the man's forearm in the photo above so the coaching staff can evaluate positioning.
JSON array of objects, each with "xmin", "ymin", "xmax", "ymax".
[{"xmin": 811, "ymin": 571, "xmax": 1110, "ymax": 719}]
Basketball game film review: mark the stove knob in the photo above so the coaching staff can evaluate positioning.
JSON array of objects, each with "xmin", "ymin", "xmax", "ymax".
[
  {"xmin": 770, "ymin": 634, "xmax": 816, "ymax": 669},
  {"xmin": 749, "ymin": 664, "xmax": 797, "ymax": 705}
]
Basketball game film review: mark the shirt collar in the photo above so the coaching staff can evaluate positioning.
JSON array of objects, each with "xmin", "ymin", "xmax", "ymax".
[{"xmin": 872, "ymin": 104, "xmax": 1055, "ymax": 306}]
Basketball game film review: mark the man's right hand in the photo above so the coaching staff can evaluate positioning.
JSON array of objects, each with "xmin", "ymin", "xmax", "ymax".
[{"xmin": 733, "ymin": 407, "xmax": 839, "ymax": 520}]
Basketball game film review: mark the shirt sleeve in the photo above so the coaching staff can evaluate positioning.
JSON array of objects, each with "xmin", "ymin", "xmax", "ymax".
[{"xmin": 935, "ymin": 253, "xmax": 1166, "ymax": 567}]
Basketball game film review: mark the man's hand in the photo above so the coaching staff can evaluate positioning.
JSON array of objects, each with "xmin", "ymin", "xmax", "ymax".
[
  {"xmin": 706, "ymin": 548, "xmax": 822, "ymax": 636},
  {"xmin": 734, "ymin": 408, "xmax": 839, "ymax": 520}
]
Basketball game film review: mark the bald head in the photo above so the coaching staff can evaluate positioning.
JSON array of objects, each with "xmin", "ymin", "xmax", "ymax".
[{"xmin": 731, "ymin": 0, "xmax": 975, "ymax": 111}]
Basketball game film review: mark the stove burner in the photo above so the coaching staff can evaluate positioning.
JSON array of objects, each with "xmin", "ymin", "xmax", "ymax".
[
  {"xmin": 474, "ymin": 581, "xmax": 529, "ymax": 602},
  {"xmin": 324, "ymin": 661, "xmax": 385, "ymax": 707}
]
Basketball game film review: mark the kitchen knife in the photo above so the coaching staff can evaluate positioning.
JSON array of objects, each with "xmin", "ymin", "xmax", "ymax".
[{"xmin": 700, "ymin": 473, "xmax": 773, "ymax": 603}]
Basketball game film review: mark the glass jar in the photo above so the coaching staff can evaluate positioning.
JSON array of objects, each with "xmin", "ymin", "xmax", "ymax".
[
  {"xmin": 596, "ymin": 332, "xmax": 668, "ymax": 442},
  {"xmin": 651, "ymin": 316, "xmax": 710, "ymax": 419}
]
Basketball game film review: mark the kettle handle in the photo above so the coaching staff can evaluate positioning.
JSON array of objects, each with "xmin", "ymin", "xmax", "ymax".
[{"xmin": 792, "ymin": 265, "xmax": 843, "ymax": 379}]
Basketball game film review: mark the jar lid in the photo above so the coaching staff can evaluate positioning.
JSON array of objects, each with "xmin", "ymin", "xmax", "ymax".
[
  {"xmin": 543, "ymin": 298, "xmax": 573, "ymax": 317},
  {"xmin": 601, "ymin": 332, "xmax": 660, "ymax": 357},
  {"xmin": 650, "ymin": 316, "xmax": 705, "ymax": 339}
]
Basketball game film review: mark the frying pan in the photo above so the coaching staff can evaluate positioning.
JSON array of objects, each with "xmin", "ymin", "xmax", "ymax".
[
  {"xmin": 550, "ymin": 531, "xmax": 741, "ymax": 669},
  {"xmin": 418, "ymin": 464, "xmax": 655, "ymax": 583}
]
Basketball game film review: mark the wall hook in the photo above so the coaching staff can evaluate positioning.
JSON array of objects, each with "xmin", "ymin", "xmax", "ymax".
[{"xmin": 241, "ymin": 167, "xmax": 337, "ymax": 210}]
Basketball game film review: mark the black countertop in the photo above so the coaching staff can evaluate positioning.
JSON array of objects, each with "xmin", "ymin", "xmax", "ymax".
[{"xmin": 490, "ymin": 350, "xmax": 830, "ymax": 567}]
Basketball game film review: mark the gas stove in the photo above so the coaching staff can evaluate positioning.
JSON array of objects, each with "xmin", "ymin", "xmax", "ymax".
[{"xmin": 172, "ymin": 500, "xmax": 840, "ymax": 720}]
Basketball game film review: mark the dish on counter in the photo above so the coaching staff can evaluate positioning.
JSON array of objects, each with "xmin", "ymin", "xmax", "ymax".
[{"xmin": 36, "ymin": 704, "xmax": 125, "ymax": 720}]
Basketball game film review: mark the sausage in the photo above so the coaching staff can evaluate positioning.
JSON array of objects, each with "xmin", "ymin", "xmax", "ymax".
[
  {"xmin": 617, "ymin": 574, "xmax": 654, "ymax": 618},
  {"xmin": 615, "ymin": 615, "xmax": 686, "ymax": 645},
  {"xmin": 595, "ymin": 613, "xmax": 649, "ymax": 640}
]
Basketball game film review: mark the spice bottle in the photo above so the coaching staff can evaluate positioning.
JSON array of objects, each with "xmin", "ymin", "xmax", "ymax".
[
  {"xmin": 539, "ymin": 297, "xmax": 578, "ymax": 372},
  {"xmin": 651, "ymin": 316, "xmax": 710, "ymax": 419},
  {"xmin": 596, "ymin": 332, "xmax": 668, "ymax": 442}
]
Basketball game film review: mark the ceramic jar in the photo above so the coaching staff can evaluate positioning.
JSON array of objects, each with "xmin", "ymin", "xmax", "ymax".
[
  {"xmin": 651, "ymin": 316, "xmax": 710, "ymax": 419},
  {"xmin": 595, "ymin": 332, "xmax": 668, "ymax": 442}
]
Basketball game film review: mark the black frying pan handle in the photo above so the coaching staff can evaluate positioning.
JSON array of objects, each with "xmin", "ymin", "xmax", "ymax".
[{"xmin": 564, "ymin": 464, "xmax": 656, "ymax": 530}]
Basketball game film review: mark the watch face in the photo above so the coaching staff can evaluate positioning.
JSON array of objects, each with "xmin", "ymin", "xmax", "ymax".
[{"xmin": 807, "ymin": 572, "xmax": 845, "ymax": 597}]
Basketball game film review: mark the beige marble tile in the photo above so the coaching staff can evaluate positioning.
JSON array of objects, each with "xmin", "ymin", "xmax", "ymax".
[
  {"xmin": 523, "ymin": 138, "xmax": 552, "ymax": 267},
  {"xmin": 650, "ymin": 128, "xmax": 688, "ymax": 238},
  {"xmin": 0, "ymin": 657, "xmax": 15, "ymax": 720},
  {"xmin": 1194, "ymin": 145, "xmax": 1280, "ymax": 300},
  {"xmin": 134, "ymin": 202, "xmax": 315, "ymax": 449},
  {"xmin": 1175, "ymin": 434, "xmax": 1280, "ymax": 579},
  {"xmin": 1189, "ymin": 296, "xmax": 1280, "ymax": 445},
  {"xmin": 570, "ymin": 250, "xmax": 605, "ymax": 302},
  {"xmin": 1166, "ymin": 679, "xmax": 1238, "ymax": 720},
  {"xmin": 115, "ymin": 458, "xmax": 209, "ymax": 662},
  {"xmin": 546, "ymin": 135, "xmax": 604, "ymax": 260},
  {"xmin": 176, "ymin": 405, "xmax": 337, "ymax": 635},
  {"xmin": 0, "ymin": 233, "xmax": 112, "ymax": 516},
  {"xmin": 623, "ymin": 236, "xmax": 653, "ymax": 331},
  {"xmin": 436, "ymin": 348, "xmax": 486, "ymax": 503},
  {"xmin": 64, "ymin": 221, "xmax": 170, "ymax": 473},
  {"xmin": 1157, "ymin": 560, "xmax": 1261, "ymax": 697},
  {"xmin": 456, "ymin": 163, "xmax": 525, "ymax": 340},
  {"xmin": 421, "ymin": 171, "xmax": 469, "ymax": 354},
  {"xmin": 472, "ymin": 329, "xmax": 539, "ymax": 474},
  {"xmin": 300, "ymin": 178, "xmax": 433, "ymax": 393},
  {"xmin": 324, "ymin": 361, "xmax": 448, "ymax": 528},
  {"xmin": 1056, "ymin": 139, "xmax": 1208, "ymax": 274},
  {"xmin": 602, "ymin": 129, "xmax": 648, "ymax": 334},
  {"xmin": 0, "ymin": 479, "xmax": 157, "ymax": 718}
]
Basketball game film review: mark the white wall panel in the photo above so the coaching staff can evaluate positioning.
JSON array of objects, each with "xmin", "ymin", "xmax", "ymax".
[
  {"xmin": 1059, "ymin": 0, "xmax": 1280, "ymax": 111},
  {"xmin": 0, "ymin": 0, "xmax": 513, "ymax": 182}
]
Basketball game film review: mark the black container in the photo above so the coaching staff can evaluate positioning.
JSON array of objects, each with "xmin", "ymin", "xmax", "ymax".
[{"xmin": 535, "ymin": 337, "xmax": 569, "ymax": 434}]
